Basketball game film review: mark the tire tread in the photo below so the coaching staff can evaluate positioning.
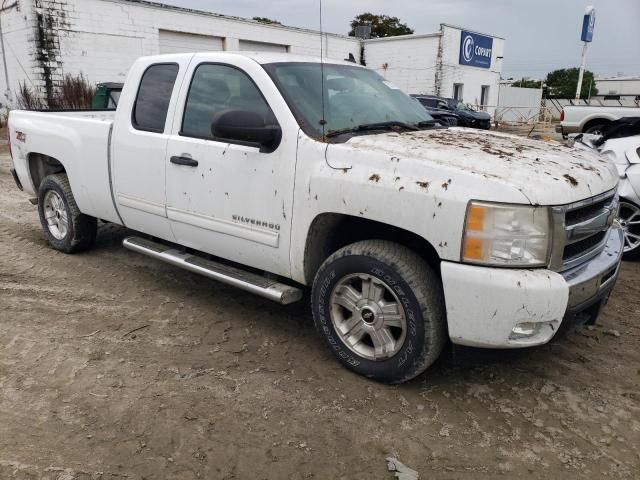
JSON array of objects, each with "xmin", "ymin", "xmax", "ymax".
[
  {"xmin": 312, "ymin": 239, "xmax": 447, "ymax": 383},
  {"xmin": 38, "ymin": 174, "xmax": 97, "ymax": 253}
]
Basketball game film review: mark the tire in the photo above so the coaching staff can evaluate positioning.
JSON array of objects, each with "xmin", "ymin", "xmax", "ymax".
[
  {"xmin": 584, "ymin": 123, "xmax": 607, "ymax": 136},
  {"xmin": 619, "ymin": 200, "xmax": 640, "ymax": 261},
  {"xmin": 311, "ymin": 240, "xmax": 446, "ymax": 384},
  {"xmin": 37, "ymin": 174, "xmax": 97, "ymax": 253}
]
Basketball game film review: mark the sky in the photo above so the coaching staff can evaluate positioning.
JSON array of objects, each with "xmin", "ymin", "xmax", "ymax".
[{"xmin": 158, "ymin": 0, "xmax": 640, "ymax": 80}]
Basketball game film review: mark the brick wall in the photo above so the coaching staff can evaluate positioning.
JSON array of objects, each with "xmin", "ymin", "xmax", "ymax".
[
  {"xmin": 363, "ymin": 35, "xmax": 440, "ymax": 94},
  {"xmin": 1, "ymin": 0, "xmax": 361, "ymax": 106}
]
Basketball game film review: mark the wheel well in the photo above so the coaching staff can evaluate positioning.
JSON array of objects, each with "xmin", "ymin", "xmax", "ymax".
[
  {"xmin": 303, "ymin": 213, "xmax": 441, "ymax": 284},
  {"xmin": 28, "ymin": 153, "xmax": 66, "ymax": 192},
  {"xmin": 582, "ymin": 118, "xmax": 610, "ymax": 133}
]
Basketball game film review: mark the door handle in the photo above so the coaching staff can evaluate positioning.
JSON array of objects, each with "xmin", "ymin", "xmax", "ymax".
[{"xmin": 170, "ymin": 155, "xmax": 199, "ymax": 167}]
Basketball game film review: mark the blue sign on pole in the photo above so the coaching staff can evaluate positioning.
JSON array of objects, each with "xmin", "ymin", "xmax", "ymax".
[
  {"xmin": 459, "ymin": 31, "xmax": 493, "ymax": 69},
  {"xmin": 581, "ymin": 9, "xmax": 596, "ymax": 42}
]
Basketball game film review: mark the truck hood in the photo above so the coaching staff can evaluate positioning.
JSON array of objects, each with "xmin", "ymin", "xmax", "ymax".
[{"xmin": 344, "ymin": 127, "xmax": 618, "ymax": 205}]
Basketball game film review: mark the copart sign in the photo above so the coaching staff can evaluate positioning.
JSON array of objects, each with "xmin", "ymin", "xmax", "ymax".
[{"xmin": 459, "ymin": 31, "xmax": 493, "ymax": 69}]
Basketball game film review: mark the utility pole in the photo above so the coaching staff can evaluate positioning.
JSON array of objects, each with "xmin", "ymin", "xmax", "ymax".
[
  {"xmin": 0, "ymin": 1, "xmax": 18, "ymax": 102},
  {"xmin": 575, "ymin": 6, "xmax": 596, "ymax": 100}
]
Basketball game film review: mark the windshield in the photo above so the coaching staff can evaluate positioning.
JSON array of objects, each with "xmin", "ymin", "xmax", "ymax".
[
  {"xmin": 456, "ymin": 102, "xmax": 474, "ymax": 111},
  {"xmin": 263, "ymin": 62, "xmax": 433, "ymax": 139}
]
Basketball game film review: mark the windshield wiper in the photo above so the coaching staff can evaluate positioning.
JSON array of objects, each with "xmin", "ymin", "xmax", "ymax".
[{"xmin": 326, "ymin": 121, "xmax": 420, "ymax": 138}]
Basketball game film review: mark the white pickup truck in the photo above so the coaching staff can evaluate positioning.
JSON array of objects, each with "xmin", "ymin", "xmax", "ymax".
[
  {"xmin": 559, "ymin": 104, "xmax": 640, "ymax": 136},
  {"xmin": 8, "ymin": 52, "xmax": 624, "ymax": 383}
]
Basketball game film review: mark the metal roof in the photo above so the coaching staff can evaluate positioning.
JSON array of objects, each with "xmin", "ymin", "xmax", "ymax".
[{"xmin": 108, "ymin": 0, "xmax": 356, "ymax": 40}]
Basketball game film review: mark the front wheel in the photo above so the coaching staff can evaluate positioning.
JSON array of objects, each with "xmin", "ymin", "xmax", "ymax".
[
  {"xmin": 619, "ymin": 200, "xmax": 640, "ymax": 260},
  {"xmin": 38, "ymin": 174, "xmax": 97, "ymax": 253},
  {"xmin": 311, "ymin": 240, "xmax": 446, "ymax": 383}
]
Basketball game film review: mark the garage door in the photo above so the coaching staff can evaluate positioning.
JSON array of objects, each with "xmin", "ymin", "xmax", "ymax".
[
  {"xmin": 159, "ymin": 30, "xmax": 224, "ymax": 54},
  {"xmin": 239, "ymin": 40, "xmax": 288, "ymax": 53}
]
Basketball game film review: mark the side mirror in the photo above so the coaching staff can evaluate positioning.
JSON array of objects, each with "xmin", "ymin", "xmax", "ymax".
[{"xmin": 211, "ymin": 109, "xmax": 281, "ymax": 152}]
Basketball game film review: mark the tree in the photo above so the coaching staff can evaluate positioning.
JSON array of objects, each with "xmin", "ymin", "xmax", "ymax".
[
  {"xmin": 348, "ymin": 12, "xmax": 414, "ymax": 39},
  {"xmin": 543, "ymin": 68, "xmax": 598, "ymax": 99},
  {"xmin": 252, "ymin": 17, "xmax": 281, "ymax": 25},
  {"xmin": 512, "ymin": 78, "xmax": 542, "ymax": 89}
]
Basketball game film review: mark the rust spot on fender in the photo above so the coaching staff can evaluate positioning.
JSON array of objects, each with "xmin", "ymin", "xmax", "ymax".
[
  {"xmin": 369, "ymin": 174, "xmax": 381, "ymax": 183},
  {"xmin": 416, "ymin": 180, "xmax": 430, "ymax": 190}
]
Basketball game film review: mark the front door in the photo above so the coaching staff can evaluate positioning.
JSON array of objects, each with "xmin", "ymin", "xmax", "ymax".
[{"xmin": 165, "ymin": 58, "xmax": 297, "ymax": 277}]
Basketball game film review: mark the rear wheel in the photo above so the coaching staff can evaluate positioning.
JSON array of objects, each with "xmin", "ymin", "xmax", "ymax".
[
  {"xmin": 311, "ymin": 240, "xmax": 446, "ymax": 383},
  {"xmin": 37, "ymin": 174, "xmax": 97, "ymax": 253},
  {"xmin": 619, "ymin": 200, "xmax": 640, "ymax": 260},
  {"xmin": 584, "ymin": 123, "xmax": 607, "ymax": 136}
]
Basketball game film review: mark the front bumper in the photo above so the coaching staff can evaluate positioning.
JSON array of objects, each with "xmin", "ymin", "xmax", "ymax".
[{"xmin": 441, "ymin": 226, "xmax": 623, "ymax": 348}]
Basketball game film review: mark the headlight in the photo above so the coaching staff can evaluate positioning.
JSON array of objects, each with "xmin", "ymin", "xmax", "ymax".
[{"xmin": 461, "ymin": 201, "xmax": 552, "ymax": 267}]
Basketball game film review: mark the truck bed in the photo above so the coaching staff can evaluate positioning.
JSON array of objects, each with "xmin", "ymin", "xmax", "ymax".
[{"xmin": 8, "ymin": 109, "xmax": 121, "ymax": 224}]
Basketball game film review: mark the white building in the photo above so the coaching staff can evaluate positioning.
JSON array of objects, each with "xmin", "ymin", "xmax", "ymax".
[
  {"xmin": 364, "ymin": 24, "xmax": 505, "ymax": 113},
  {"xmin": 0, "ymin": 0, "xmax": 505, "ymax": 112},
  {"xmin": 595, "ymin": 76, "xmax": 640, "ymax": 98}
]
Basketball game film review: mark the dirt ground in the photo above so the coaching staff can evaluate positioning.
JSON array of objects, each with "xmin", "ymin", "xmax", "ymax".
[{"xmin": 1, "ymin": 137, "xmax": 639, "ymax": 480}]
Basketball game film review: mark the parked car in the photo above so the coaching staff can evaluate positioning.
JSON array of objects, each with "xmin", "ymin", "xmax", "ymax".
[
  {"xmin": 8, "ymin": 52, "xmax": 622, "ymax": 383},
  {"xmin": 413, "ymin": 95, "xmax": 491, "ymax": 129},
  {"xmin": 411, "ymin": 95, "xmax": 460, "ymax": 127},
  {"xmin": 558, "ymin": 104, "xmax": 640, "ymax": 137},
  {"xmin": 570, "ymin": 117, "xmax": 640, "ymax": 259}
]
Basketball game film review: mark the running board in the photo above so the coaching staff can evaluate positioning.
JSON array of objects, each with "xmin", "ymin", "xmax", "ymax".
[{"xmin": 123, "ymin": 236, "xmax": 302, "ymax": 305}]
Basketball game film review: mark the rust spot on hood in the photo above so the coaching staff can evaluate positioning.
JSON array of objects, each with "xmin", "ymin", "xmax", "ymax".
[
  {"xmin": 416, "ymin": 180, "xmax": 430, "ymax": 189},
  {"xmin": 369, "ymin": 174, "xmax": 381, "ymax": 182}
]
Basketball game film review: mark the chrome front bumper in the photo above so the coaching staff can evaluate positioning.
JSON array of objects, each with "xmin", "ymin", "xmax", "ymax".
[{"xmin": 562, "ymin": 225, "xmax": 623, "ymax": 316}]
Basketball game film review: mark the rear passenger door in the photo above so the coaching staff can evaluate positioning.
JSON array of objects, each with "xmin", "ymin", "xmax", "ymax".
[
  {"xmin": 165, "ymin": 55, "xmax": 299, "ymax": 277},
  {"xmin": 111, "ymin": 57, "xmax": 189, "ymax": 241}
]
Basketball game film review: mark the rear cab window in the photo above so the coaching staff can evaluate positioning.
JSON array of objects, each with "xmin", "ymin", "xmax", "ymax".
[{"xmin": 132, "ymin": 63, "xmax": 179, "ymax": 133}]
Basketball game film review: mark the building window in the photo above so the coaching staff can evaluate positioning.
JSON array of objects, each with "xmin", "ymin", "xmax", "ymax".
[
  {"xmin": 132, "ymin": 63, "xmax": 179, "ymax": 133},
  {"xmin": 480, "ymin": 85, "xmax": 490, "ymax": 109},
  {"xmin": 181, "ymin": 63, "xmax": 277, "ymax": 141},
  {"xmin": 453, "ymin": 83, "xmax": 464, "ymax": 101}
]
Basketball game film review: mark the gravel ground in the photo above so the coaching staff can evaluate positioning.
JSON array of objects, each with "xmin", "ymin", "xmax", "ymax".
[{"xmin": 1, "ymin": 138, "xmax": 639, "ymax": 480}]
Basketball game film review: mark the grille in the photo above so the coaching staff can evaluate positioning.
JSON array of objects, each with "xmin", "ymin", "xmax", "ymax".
[
  {"xmin": 565, "ymin": 197, "xmax": 613, "ymax": 226},
  {"xmin": 553, "ymin": 192, "xmax": 616, "ymax": 270},
  {"xmin": 563, "ymin": 231, "xmax": 607, "ymax": 261}
]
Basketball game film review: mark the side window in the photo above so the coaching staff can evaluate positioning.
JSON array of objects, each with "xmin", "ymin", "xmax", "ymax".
[
  {"xmin": 181, "ymin": 63, "xmax": 277, "ymax": 140},
  {"xmin": 132, "ymin": 63, "xmax": 179, "ymax": 133}
]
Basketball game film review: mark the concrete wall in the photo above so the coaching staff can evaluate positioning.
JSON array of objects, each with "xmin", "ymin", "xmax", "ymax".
[{"xmin": 363, "ymin": 34, "xmax": 439, "ymax": 94}]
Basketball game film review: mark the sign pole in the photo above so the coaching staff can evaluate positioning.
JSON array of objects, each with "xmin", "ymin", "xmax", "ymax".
[
  {"xmin": 576, "ymin": 6, "xmax": 596, "ymax": 101},
  {"xmin": 575, "ymin": 41, "xmax": 588, "ymax": 100}
]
